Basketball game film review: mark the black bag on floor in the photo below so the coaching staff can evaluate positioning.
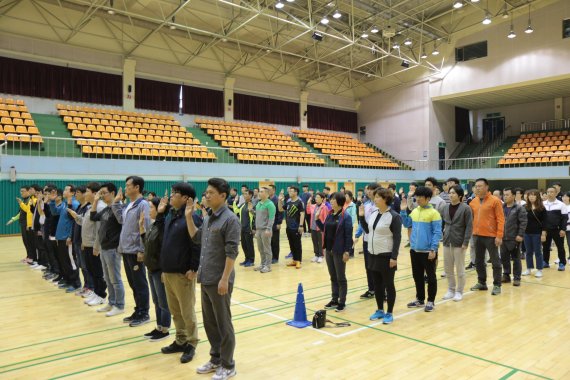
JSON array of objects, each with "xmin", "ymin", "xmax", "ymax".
[{"xmin": 312, "ymin": 309, "xmax": 351, "ymax": 329}]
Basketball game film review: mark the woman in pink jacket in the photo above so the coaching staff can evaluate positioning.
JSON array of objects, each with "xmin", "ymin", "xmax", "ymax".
[{"xmin": 307, "ymin": 192, "xmax": 329, "ymax": 263}]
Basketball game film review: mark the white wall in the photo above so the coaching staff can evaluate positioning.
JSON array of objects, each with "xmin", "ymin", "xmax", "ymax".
[
  {"xmin": 431, "ymin": 0, "xmax": 570, "ymax": 99},
  {"xmin": 429, "ymin": 101, "xmax": 457, "ymax": 161},
  {"xmin": 359, "ymin": 81, "xmax": 430, "ymax": 165}
]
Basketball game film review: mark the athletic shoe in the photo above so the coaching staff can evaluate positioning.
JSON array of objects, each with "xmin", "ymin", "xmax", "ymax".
[
  {"xmin": 501, "ymin": 274, "xmax": 511, "ymax": 283},
  {"xmin": 239, "ymin": 260, "xmax": 247, "ymax": 266},
  {"xmin": 287, "ymin": 260, "xmax": 297, "ymax": 267},
  {"xmin": 522, "ymin": 269, "xmax": 531, "ymax": 276},
  {"xmin": 465, "ymin": 262, "xmax": 475, "ymax": 270},
  {"xmin": 360, "ymin": 290, "xmax": 375, "ymax": 299},
  {"xmin": 97, "ymin": 304, "xmax": 113, "ymax": 313},
  {"xmin": 260, "ymin": 266, "xmax": 271, "ymax": 273},
  {"xmin": 383, "ymin": 313, "xmax": 394, "ymax": 324},
  {"xmin": 440, "ymin": 272, "xmax": 446, "ymax": 278},
  {"xmin": 296, "ymin": 261, "xmax": 302, "ymax": 269},
  {"xmin": 317, "ymin": 257, "xmax": 323, "ymax": 263},
  {"xmin": 161, "ymin": 341, "xmax": 186, "ymax": 354},
  {"xmin": 33, "ymin": 265, "xmax": 46, "ymax": 271},
  {"xmin": 407, "ymin": 299, "xmax": 424, "ymax": 308},
  {"xmin": 555, "ymin": 258, "xmax": 560, "ymax": 264},
  {"xmin": 123, "ymin": 312, "xmax": 137, "ymax": 323},
  {"xmin": 558, "ymin": 263, "xmax": 565, "ymax": 271},
  {"xmin": 285, "ymin": 252, "xmax": 293, "ymax": 259},
  {"xmin": 57, "ymin": 283, "xmax": 68, "ymax": 289},
  {"xmin": 324, "ymin": 300, "xmax": 338, "ymax": 309},
  {"xmin": 311, "ymin": 256, "xmax": 318, "ymax": 263},
  {"xmin": 75, "ymin": 287, "xmax": 86, "ymax": 296},
  {"xmin": 243, "ymin": 261, "xmax": 254, "ymax": 267},
  {"xmin": 105, "ymin": 306, "xmax": 124, "ymax": 317},
  {"xmin": 129, "ymin": 314, "xmax": 151, "ymax": 327},
  {"xmin": 149, "ymin": 331, "xmax": 170, "ymax": 342},
  {"xmin": 442, "ymin": 290, "xmax": 454, "ymax": 300},
  {"xmin": 543, "ymin": 262, "xmax": 550, "ymax": 268},
  {"xmin": 180, "ymin": 344, "xmax": 196, "ymax": 363},
  {"xmin": 87, "ymin": 295, "xmax": 105, "ymax": 306},
  {"xmin": 82, "ymin": 289, "xmax": 94, "ymax": 298},
  {"xmin": 334, "ymin": 303, "xmax": 345, "ymax": 312},
  {"xmin": 424, "ymin": 302, "xmax": 435, "ymax": 312},
  {"xmin": 65, "ymin": 286, "xmax": 79, "ymax": 293},
  {"xmin": 453, "ymin": 292, "xmax": 463, "ymax": 302},
  {"xmin": 369, "ymin": 310, "xmax": 385, "ymax": 321},
  {"xmin": 196, "ymin": 361, "xmax": 221, "ymax": 374},
  {"xmin": 29, "ymin": 263, "xmax": 40, "ymax": 269},
  {"xmin": 84, "ymin": 293, "xmax": 97, "ymax": 304},
  {"xmin": 404, "ymin": 243, "xmax": 410, "ymax": 248},
  {"xmin": 513, "ymin": 279, "xmax": 521, "ymax": 287},
  {"xmin": 491, "ymin": 285, "xmax": 501, "ymax": 295},
  {"xmin": 212, "ymin": 366, "xmax": 237, "ymax": 380},
  {"xmin": 144, "ymin": 329, "xmax": 160, "ymax": 339},
  {"xmin": 271, "ymin": 259, "xmax": 278, "ymax": 264},
  {"xmin": 470, "ymin": 283, "xmax": 488, "ymax": 291},
  {"xmin": 253, "ymin": 265, "xmax": 263, "ymax": 271},
  {"xmin": 535, "ymin": 270, "xmax": 543, "ymax": 278}
]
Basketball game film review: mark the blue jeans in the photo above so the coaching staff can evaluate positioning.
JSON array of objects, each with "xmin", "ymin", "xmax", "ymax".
[
  {"xmin": 100, "ymin": 249, "xmax": 125, "ymax": 309},
  {"xmin": 148, "ymin": 270, "xmax": 171, "ymax": 329},
  {"xmin": 524, "ymin": 234, "xmax": 543, "ymax": 270},
  {"xmin": 74, "ymin": 241, "xmax": 93, "ymax": 289}
]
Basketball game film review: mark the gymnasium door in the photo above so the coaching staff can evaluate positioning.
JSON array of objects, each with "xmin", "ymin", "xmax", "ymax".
[
  {"xmin": 482, "ymin": 117, "xmax": 505, "ymax": 143},
  {"xmin": 343, "ymin": 182, "xmax": 355, "ymax": 193},
  {"xmin": 259, "ymin": 181, "xmax": 274, "ymax": 189},
  {"xmin": 325, "ymin": 182, "xmax": 338, "ymax": 193}
]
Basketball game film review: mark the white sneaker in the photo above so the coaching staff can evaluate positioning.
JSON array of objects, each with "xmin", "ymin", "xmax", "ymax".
[
  {"xmin": 106, "ymin": 306, "xmax": 125, "ymax": 317},
  {"xmin": 442, "ymin": 290, "xmax": 454, "ymax": 300},
  {"xmin": 82, "ymin": 289, "xmax": 94, "ymax": 298},
  {"xmin": 260, "ymin": 266, "xmax": 271, "ymax": 273},
  {"xmin": 87, "ymin": 295, "xmax": 105, "ymax": 306},
  {"xmin": 521, "ymin": 269, "xmax": 531, "ymax": 276},
  {"xmin": 317, "ymin": 257, "xmax": 323, "ymax": 263},
  {"xmin": 29, "ymin": 263, "xmax": 40, "ymax": 269},
  {"xmin": 555, "ymin": 258, "xmax": 560, "ymax": 264},
  {"xmin": 33, "ymin": 265, "xmax": 46, "ymax": 271},
  {"xmin": 535, "ymin": 270, "xmax": 543, "ymax": 278},
  {"xmin": 311, "ymin": 256, "xmax": 318, "ymax": 263},
  {"xmin": 196, "ymin": 361, "xmax": 220, "ymax": 374},
  {"xmin": 253, "ymin": 266, "xmax": 263, "ymax": 271},
  {"xmin": 84, "ymin": 293, "xmax": 97, "ymax": 304},
  {"xmin": 212, "ymin": 366, "xmax": 237, "ymax": 380},
  {"xmin": 97, "ymin": 304, "xmax": 113, "ymax": 313},
  {"xmin": 453, "ymin": 292, "xmax": 463, "ymax": 302}
]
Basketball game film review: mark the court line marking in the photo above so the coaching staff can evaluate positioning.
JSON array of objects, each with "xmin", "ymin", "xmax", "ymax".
[{"xmin": 499, "ymin": 369, "xmax": 519, "ymax": 380}]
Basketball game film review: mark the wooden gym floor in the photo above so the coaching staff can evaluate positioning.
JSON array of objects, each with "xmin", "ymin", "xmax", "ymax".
[{"xmin": 0, "ymin": 234, "xmax": 567, "ymax": 380}]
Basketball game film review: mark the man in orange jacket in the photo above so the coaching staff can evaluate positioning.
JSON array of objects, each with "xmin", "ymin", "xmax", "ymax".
[{"xmin": 469, "ymin": 178, "xmax": 505, "ymax": 296}]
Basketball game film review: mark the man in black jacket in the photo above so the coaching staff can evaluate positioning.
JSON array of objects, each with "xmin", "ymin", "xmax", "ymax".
[
  {"xmin": 500, "ymin": 188, "xmax": 527, "ymax": 286},
  {"xmin": 543, "ymin": 186, "xmax": 568, "ymax": 270},
  {"xmin": 160, "ymin": 182, "xmax": 203, "ymax": 364}
]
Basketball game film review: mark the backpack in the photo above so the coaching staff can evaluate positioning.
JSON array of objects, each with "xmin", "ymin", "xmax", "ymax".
[{"xmin": 311, "ymin": 309, "xmax": 351, "ymax": 329}]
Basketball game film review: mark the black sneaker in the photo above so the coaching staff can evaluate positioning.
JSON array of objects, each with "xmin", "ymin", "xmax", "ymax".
[
  {"xmin": 501, "ymin": 274, "xmax": 511, "ymax": 283},
  {"xmin": 129, "ymin": 314, "xmax": 151, "ymax": 327},
  {"xmin": 123, "ymin": 312, "xmax": 138, "ymax": 323},
  {"xmin": 407, "ymin": 299, "xmax": 425, "ymax": 308},
  {"xmin": 359, "ymin": 290, "xmax": 375, "ymax": 299},
  {"xmin": 180, "ymin": 344, "xmax": 196, "ymax": 363},
  {"xmin": 324, "ymin": 300, "xmax": 339, "ymax": 309},
  {"xmin": 465, "ymin": 262, "xmax": 475, "ymax": 270},
  {"xmin": 143, "ymin": 329, "xmax": 160, "ymax": 339},
  {"xmin": 161, "ymin": 341, "xmax": 186, "ymax": 354},
  {"xmin": 334, "ymin": 303, "xmax": 346, "ymax": 312},
  {"xmin": 149, "ymin": 331, "xmax": 170, "ymax": 342}
]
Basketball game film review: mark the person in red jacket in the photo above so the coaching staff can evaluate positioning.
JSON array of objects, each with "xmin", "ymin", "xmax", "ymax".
[{"xmin": 469, "ymin": 178, "xmax": 505, "ymax": 296}]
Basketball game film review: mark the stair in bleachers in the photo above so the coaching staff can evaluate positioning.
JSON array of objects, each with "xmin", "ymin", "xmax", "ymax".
[
  {"xmin": 31, "ymin": 113, "xmax": 82, "ymax": 157},
  {"xmin": 290, "ymin": 135, "xmax": 337, "ymax": 167},
  {"xmin": 188, "ymin": 126, "xmax": 237, "ymax": 164}
]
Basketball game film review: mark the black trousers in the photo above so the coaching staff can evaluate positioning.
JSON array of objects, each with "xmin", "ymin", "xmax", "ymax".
[
  {"xmin": 542, "ymin": 229, "xmax": 567, "ymax": 265},
  {"xmin": 123, "ymin": 253, "xmax": 150, "ymax": 316},
  {"xmin": 500, "ymin": 241, "xmax": 522, "ymax": 280},
  {"xmin": 371, "ymin": 256, "xmax": 397, "ymax": 313},
  {"xmin": 57, "ymin": 240, "xmax": 80, "ymax": 287},
  {"xmin": 410, "ymin": 250, "xmax": 437, "ymax": 302},
  {"xmin": 271, "ymin": 227, "xmax": 280, "ymax": 261},
  {"xmin": 34, "ymin": 232, "xmax": 48, "ymax": 266},
  {"xmin": 46, "ymin": 238, "xmax": 60, "ymax": 274},
  {"xmin": 286, "ymin": 228, "xmax": 303, "ymax": 262},
  {"xmin": 23, "ymin": 228, "xmax": 37, "ymax": 261},
  {"xmin": 303, "ymin": 213, "xmax": 310, "ymax": 233},
  {"xmin": 84, "ymin": 247, "xmax": 107, "ymax": 298},
  {"xmin": 363, "ymin": 241, "xmax": 374, "ymax": 292},
  {"xmin": 240, "ymin": 230, "xmax": 255, "ymax": 262}
]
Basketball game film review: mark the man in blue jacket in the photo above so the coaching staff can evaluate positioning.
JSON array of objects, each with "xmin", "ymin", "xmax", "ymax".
[
  {"xmin": 112, "ymin": 176, "xmax": 151, "ymax": 327},
  {"xmin": 49, "ymin": 185, "xmax": 80, "ymax": 292}
]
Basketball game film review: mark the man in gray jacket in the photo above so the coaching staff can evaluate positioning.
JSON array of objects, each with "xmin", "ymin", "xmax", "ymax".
[
  {"xmin": 254, "ymin": 187, "xmax": 276, "ymax": 273},
  {"xmin": 500, "ymin": 188, "xmax": 527, "ymax": 286},
  {"xmin": 112, "ymin": 176, "xmax": 151, "ymax": 327}
]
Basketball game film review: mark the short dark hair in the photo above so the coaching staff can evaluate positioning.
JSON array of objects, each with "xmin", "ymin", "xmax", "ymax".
[
  {"xmin": 357, "ymin": 188, "xmax": 364, "ymax": 193},
  {"xmin": 66, "ymin": 184, "xmax": 76, "ymax": 193},
  {"xmin": 208, "ymin": 178, "xmax": 230, "ymax": 199},
  {"xmin": 503, "ymin": 187, "xmax": 513, "ymax": 195},
  {"xmin": 450, "ymin": 185, "xmax": 464, "ymax": 199},
  {"xmin": 172, "ymin": 182, "xmax": 196, "ymax": 199},
  {"xmin": 302, "ymin": 184, "xmax": 308, "ymax": 188},
  {"xmin": 475, "ymin": 178, "xmax": 489, "ymax": 186},
  {"xmin": 425, "ymin": 177, "xmax": 438, "ymax": 187},
  {"xmin": 126, "ymin": 176, "xmax": 144, "ymax": 193},
  {"xmin": 56, "ymin": 188, "xmax": 63, "ymax": 197},
  {"xmin": 241, "ymin": 184, "xmax": 248, "ymax": 189},
  {"xmin": 20, "ymin": 185, "xmax": 30, "ymax": 190},
  {"xmin": 374, "ymin": 188, "xmax": 394, "ymax": 206},
  {"xmin": 331, "ymin": 192, "xmax": 346, "ymax": 207},
  {"xmin": 268, "ymin": 184, "xmax": 276, "ymax": 190},
  {"xmin": 565, "ymin": 191, "xmax": 570, "ymax": 198},
  {"xmin": 409, "ymin": 182, "xmax": 418, "ymax": 187},
  {"xmin": 514, "ymin": 187, "xmax": 524, "ymax": 195},
  {"xmin": 367, "ymin": 182, "xmax": 379, "ymax": 191},
  {"xmin": 31, "ymin": 184, "xmax": 42, "ymax": 192},
  {"xmin": 148, "ymin": 191, "xmax": 157, "ymax": 197},
  {"xmin": 245, "ymin": 189, "xmax": 254, "ymax": 197},
  {"xmin": 149, "ymin": 197, "xmax": 160, "ymax": 210},
  {"xmin": 76, "ymin": 185, "xmax": 87, "ymax": 194},
  {"xmin": 100, "ymin": 182, "xmax": 117, "ymax": 195},
  {"xmin": 315, "ymin": 192, "xmax": 326, "ymax": 200},
  {"xmin": 387, "ymin": 183, "xmax": 396, "ymax": 191},
  {"xmin": 447, "ymin": 177, "xmax": 460, "ymax": 185},
  {"xmin": 290, "ymin": 186, "xmax": 299, "ymax": 194},
  {"xmin": 323, "ymin": 186, "xmax": 331, "ymax": 191},
  {"xmin": 86, "ymin": 182, "xmax": 101, "ymax": 193},
  {"xmin": 345, "ymin": 190, "xmax": 354, "ymax": 200},
  {"xmin": 230, "ymin": 187, "xmax": 237, "ymax": 193},
  {"xmin": 553, "ymin": 182, "xmax": 562, "ymax": 187},
  {"xmin": 414, "ymin": 186, "xmax": 433, "ymax": 199}
]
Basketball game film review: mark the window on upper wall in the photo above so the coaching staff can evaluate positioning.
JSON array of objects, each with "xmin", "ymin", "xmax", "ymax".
[
  {"xmin": 563, "ymin": 19, "xmax": 570, "ymax": 39},
  {"xmin": 455, "ymin": 41, "xmax": 488, "ymax": 62}
]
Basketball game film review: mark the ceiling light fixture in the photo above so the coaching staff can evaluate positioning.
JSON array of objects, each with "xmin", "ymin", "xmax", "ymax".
[
  {"xmin": 361, "ymin": 32, "xmax": 369, "ymax": 38},
  {"xmin": 420, "ymin": 50, "xmax": 428, "ymax": 59},
  {"xmin": 392, "ymin": 42, "xmax": 400, "ymax": 49},
  {"xmin": 471, "ymin": 0, "xmax": 480, "ymax": 3},
  {"xmin": 453, "ymin": 1, "xmax": 463, "ymax": 9},
  {"xmin": 482, "ymin": 0, "xmax": 492, "ymax": 24},
  {"xmin": 333, "ymin": 10, "xmax": 341, "ymax": 19},
  {"xmin": 525, "ymin": 4, "xmax": 534, "ymax": 34},
  {"xmin": 320, "ymin": 16, "xmax": 329, "ymax": 25},
  {"xmin": 507, "ymin": 13, "xmax": 516, "ymax": 39},
  {"xmin": 404, "ymin": 38, "xmax": 412, "ymax": 46},
  {"xmin": 432, "ymin": 48, "xmax": 440, "ymax": 56},
  {"xmin": 312, "ymin": 31, "xmax": 323, "ymax": 41},
  {"xmin": 275, "ymin": 1, "xmax": 284, "ymax": 9},
  {"xmin": 286, "ymin": 0, "xmax": 294, "ymax": 2},
  {"xmin": 370, "ymin": 26, "xmax": 379, "ymax": 33},
  {"xmin": 169, "ymin": 16, "xmax": 176, "ymax": 30},
  {"xmin": 107, "ymin": 0, "xmax": 115, "ymax": 14},
  {"xmin": 401, "ymin": 60, "xmax": 410, "ymax": 68}
]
